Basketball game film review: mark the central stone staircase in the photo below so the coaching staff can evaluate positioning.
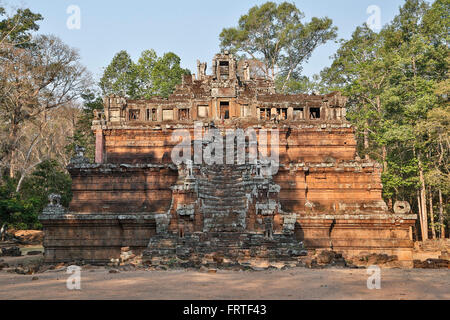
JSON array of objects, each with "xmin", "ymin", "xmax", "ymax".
[
  {"xmin": 143, "ymin": 130, "xmax": 307, "ymax": 268},
  {"xmin": 198, "ymin": 163, "xmax": 251, "ymax": 232}
]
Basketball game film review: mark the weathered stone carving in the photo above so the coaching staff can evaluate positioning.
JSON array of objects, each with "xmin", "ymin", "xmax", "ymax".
[
  {"xmin": 42, "ymin": 193, "xmax": 66, "ymax": 215},
  {"xmin": 393, "ymin": 201, "xmax": 411, "ymax": 214},
  {"xmin": 69, "ymin": 145, "xmax": 89, "ymax": 165}
]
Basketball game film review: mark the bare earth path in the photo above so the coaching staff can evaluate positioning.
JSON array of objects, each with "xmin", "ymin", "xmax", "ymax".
[{"xmin": 0, "ymin": 268, "xmax": 449, "ymax": 300}]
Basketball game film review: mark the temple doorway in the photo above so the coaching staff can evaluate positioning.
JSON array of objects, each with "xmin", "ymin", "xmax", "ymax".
[{"xmin": 220, "ymin": 101, "xmax": 230, "ymax": 120}]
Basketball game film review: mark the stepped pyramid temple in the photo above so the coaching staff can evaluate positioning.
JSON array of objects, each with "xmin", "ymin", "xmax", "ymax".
[{"xmin": 40, "ymin": 52, "xmax": 417, "ymax": 266}]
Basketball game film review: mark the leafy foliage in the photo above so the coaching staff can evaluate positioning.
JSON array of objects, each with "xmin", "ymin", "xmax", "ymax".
[
  {"xmin": 67, "ymin": 92, "xmax": 104, "ymax": 161},
  {"xmin": 219, "ymin": 1, "xmax": 336, "ymax": 87},
  {"xmin": 0, "ymin": 7, "xmax": 43, "ymax": 47},
  {"xmin": 321, "ymin": 0, "xmax": 449, "ymax": 238},
  {"xmin": 99, "ymin": 49, "xmax": 190, "ymax": 99},
  {"xmin": 0, "ymin": 160, "xmax": 72, "ymax": 229}
]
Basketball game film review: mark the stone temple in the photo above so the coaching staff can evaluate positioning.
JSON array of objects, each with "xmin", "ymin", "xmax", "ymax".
[{"xmin": 40, "ymin": 52, "xmax": 417, "ymax": 266}]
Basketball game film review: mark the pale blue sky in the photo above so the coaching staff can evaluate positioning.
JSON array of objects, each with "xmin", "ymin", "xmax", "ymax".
[{"xmin": 4, "ymin": 0, "xmax": 415, "ymax": 83}]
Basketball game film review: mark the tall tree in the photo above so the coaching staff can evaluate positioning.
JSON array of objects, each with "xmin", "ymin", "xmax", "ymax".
[
  {"xmin": 100, "ymin": 49, "xmax": 190, "ymax": 99},
  {"xmin": 275, "ymin": 74, "xmax": 325, "ymax": 94},
  {"xmin": 99, "ymin": 50, "xmax": 137, "ymax": 98},
  {"xmin": 0, "ymin": 34, "xmax": 92, "ymax": 179},
  {"xmin": 0, "ymin": 6, "xmax": 43, "ymax": 47},
  {"xmin": 321, "ymin": 25, "xmax": 391, "ymax": 164},
  {"xmin": 67, "ymin": 91, "xmax": 104, "ymax": 162},
  {"xmin": 321, "ymin": 0, "xmax": 449, "ymax": 239},
  {"xmin": 149, "ymin": 52, "xmax": 190, "ymax": 98},
  {"xmin": 219, "ymin": 1, "xmax": 337, "ymax": 87}
]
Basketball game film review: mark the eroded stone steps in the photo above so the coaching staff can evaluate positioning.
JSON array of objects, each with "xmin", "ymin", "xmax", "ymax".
[
  {"xmin": 197, "ymin": 138, "xmax": 255, "ymax": 232},
  {"xmin": 144, "ymin": 232, "xmax": 306, "ymax": 264}
]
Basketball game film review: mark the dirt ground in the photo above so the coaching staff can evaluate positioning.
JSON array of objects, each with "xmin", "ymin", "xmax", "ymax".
[{"xmin": 0, "ymin": 267, "xmax": 448, "ymax": 300}]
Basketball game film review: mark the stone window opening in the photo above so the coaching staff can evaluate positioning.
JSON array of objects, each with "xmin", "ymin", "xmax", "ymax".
[
  {"xmin": 309, "ymin": 108, "xmax": 321, "ymax": 120},
  {"xmin": 293, "ymin": 107, "xmax": 304, "ymax": 120},
  {"xmin": 260, "ymin": 108, "xmax": 271, "ymax": 120},
  {"xmin": 256, "ymin": 164, "xmax": 262, "ymax": 177},
  {"xmin": 179, "ymin": 108, "xmax": 190, "ymax": 121},
  {"xmin": 333, "ymin": 108, "xmax": 342, "ymax": 120},
  {"xmin": 219, "ymin": 61, "xmax": 229, "ymax": 80},
  {"xmin": 146, "ymin": 109, "xmax": 157, "ymax": 121},
  {"xmin": 277, "ymin": 108, "xmax": 288, "ymax": 120},
  {"xmin": 128, "ymin": 109, "xmax": 140, "ymax": 121}
]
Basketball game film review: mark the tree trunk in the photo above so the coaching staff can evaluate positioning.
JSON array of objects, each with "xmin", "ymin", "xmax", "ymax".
[
  {"xmin": 428, "ymin": 187, "xmax": 436, "ymax": 239},
  {"xmin": 8, "ymin": 121, "xmax": 18, "ymax": 178},
  {"xmin": 438, "ymin": 189, "xmax": 445, "ymax": 239},
  {"xmin": 382, "ymin": 145, "xmax": 388, "ymax": 172},
  {"xmin": 281, "ymin": 69, "xmax": 293, "ymax": 92},
  {"xmin": 418, "ymin": 155, "xmax": 428, "ymax": 240},
  {"xmin": 9, "ymin": 150, "xmax": 14, "ymax": 178},
  {"xmin": 363, "ymin": 120, "xmax": 369, "ymax": 160},
  {"xmin": 417, "ymin": 191, "xmax": 425, "ymax": 241}
]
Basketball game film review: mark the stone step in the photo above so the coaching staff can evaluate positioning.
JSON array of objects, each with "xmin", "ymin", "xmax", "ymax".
[
  {"xmin": 200, "ymin": 178, "xmax": 246, "ymax": 182},
  {"xmin": 197, "ymin": 158, "xmax": 251, "ymax": 232},
  {"xmin": 198, "ymin": 178, "xmax": 246, "ymax": 183},
  {"xmin": 199, "ymin": 193, "xmax": 247, "ymax": 200},
  {"xmin": 197, "ymin": 183, "xmax": 246, "ymax": 190},
  {"xmin": 201, "ymin": 206, "xmax": 246, "ymax": 212},
  {"xmin": 201, "ymin": 203, "xmax": 247, "ymax": 210}
]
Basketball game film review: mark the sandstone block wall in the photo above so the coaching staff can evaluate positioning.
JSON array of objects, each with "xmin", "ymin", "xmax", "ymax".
[{"xmin": 40, "ymin": 52, "xmax": 416, "ymax": 265}]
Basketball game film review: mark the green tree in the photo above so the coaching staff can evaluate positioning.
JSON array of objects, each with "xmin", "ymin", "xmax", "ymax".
[
  {"xmin": 67, "ymin": 91, "xmax": 104, "ymax": 161},
  {"xmin": 321, "ymin": 25, "xmax": 391, "ymax": 164},
  {"xmin": 0, "ymin": 34, "xmax": 92, "ymax": 179},
  {"xmin": 0, "ymin": 7, "xmax": 43, "ymax": 47},
  {"xmin": 100, "ymin": 49, "xmax": 190, "ymax": 99},
  {"xmin": 99, "ymin": 50, "xmax": 138, "ymax": 98},
  {"xmin": 0, "ymin": 160, "xmax": 72, "ymax": 230},
  {"xmin": 275, "ymin": 74, "xmax": 326, "ymax": 94},
  {"xmin": 219, "ymin": 1, "xmax": 337, "ymax": 88},
  {"xmin": 321, "ymin": 0, "xmax": 449, "ymax": 239},
  {"xmin": 149, "ymin": 52, "xmax": 190, "ymax": 98},
  {"xmin": 421, "ymin": 0, "xmax": 449, "ymax": 238},
  {"xmin": 381, "ymin": 0, "xmax": 447, "ymax": 240},
  {"xmin": 135, "ymin": 49, "xmax": 158, "ymax": 98}
]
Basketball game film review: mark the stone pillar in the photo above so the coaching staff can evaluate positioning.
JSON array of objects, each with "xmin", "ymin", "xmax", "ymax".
[
  {"xmin": 95, "ymin": 130, "xmax": 105, "ymax": 164},
  {"xmin": 287, "ymin": 107, "xmax": 293, "ymax": 120},
  {"xmin": 214, "ymin": 99, "xmax": 218, "ymax": 120},
  {"xmin": 157, "ymin": 106, "xmax": 163, "ymax": 122},
  {"xmin": 271, "ymin": 107, "xmax": 277, "ymax": 120},
  {"xmin": 243, "ymin": 62, "xmax": 250, "ymax": 81}
]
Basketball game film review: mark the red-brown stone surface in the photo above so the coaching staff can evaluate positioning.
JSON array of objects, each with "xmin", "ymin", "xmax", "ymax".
[{"xmin": 40, "ymin": 53, "xmax": 416, "ymax": 266}]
